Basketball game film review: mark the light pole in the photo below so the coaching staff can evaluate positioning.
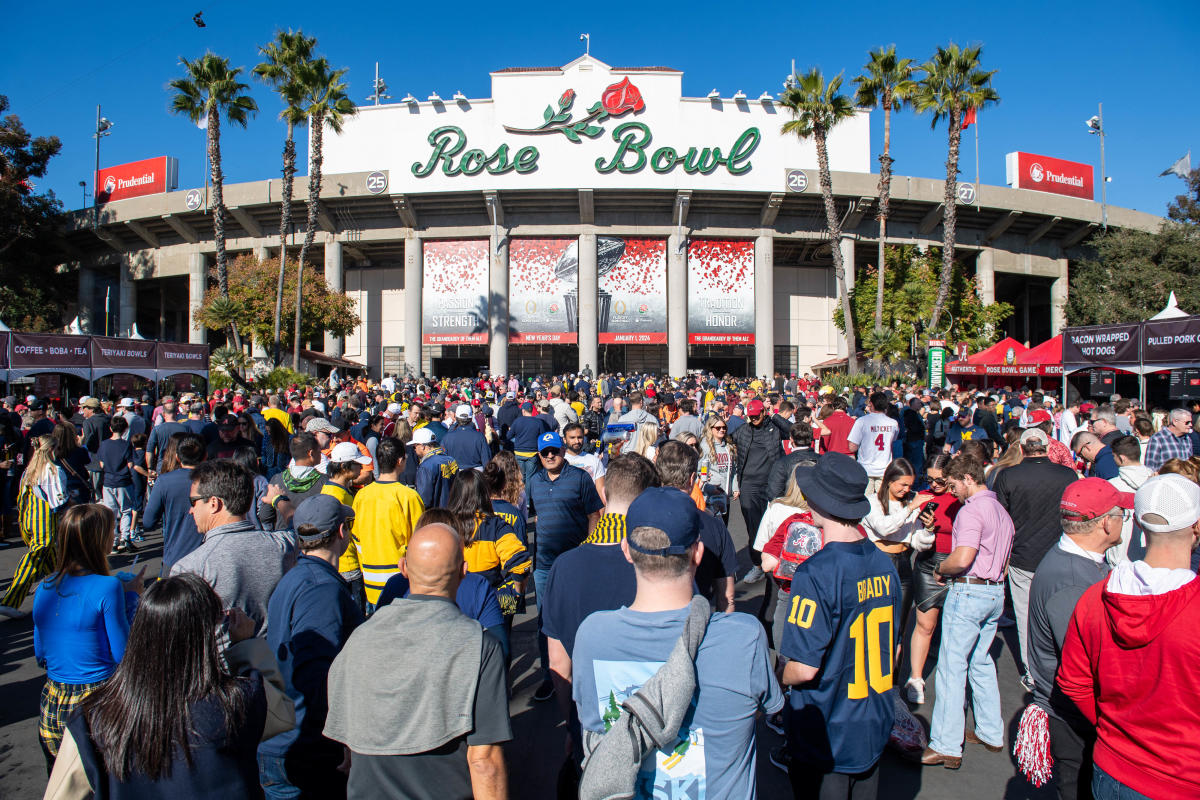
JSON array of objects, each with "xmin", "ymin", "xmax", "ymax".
[
  {"xmin": 366, "ymin": 63, "xmax": 390, "ymax": 105},
  {"xmin": 93, "ymin": 105, "xmax": 113, "ymax": 228},
  {"xmin": 1086, "ymin": 104, "xmax": 1107, "ymax": 231},
  {"xmin": 78, "ymin": 180, "xmax": 87, "ymax": 210}
]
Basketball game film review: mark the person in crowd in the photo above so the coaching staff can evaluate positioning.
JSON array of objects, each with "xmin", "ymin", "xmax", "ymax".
[
  {"xmin": 616, "ymin": 391, "xmax": 656, "ymax": 452},
  {"xmin": 141, "ymin": 434, "xmax": 204, "ymax": 574},
  {"xmin": 816, "ymin": 395, "xmax": 856, "ymax": 455},
  {"xmin": 351, "ymin": 438, "xmax": 425, "ymax": 610},
  {"xmin": 699, "ymin": 414, "xmax": 739, "ymax": 524},
  {"xmin": 505, "ymin": 402, "xmax": 550, "ymax": 486},
  {"xmin": 993, "ymin": 427, "xmax": 1079, "ymax": 690},
  {"xmin": 262, "ymin": 393, "xmax": 295, "ymax": 434},
  {"xmin": 260, "ymin": 433, "xmax": 327, "ymax": 531},
  {"xmin": 206, "ymin": 417, "xmax": 255, "ymax": 462},
  {"xmin": 1087, "ymin": 405, "xmax": 1123, "ymax": 448},
  {"xmin": 52, "ymin": 421, "xmax": 93, "ymax": 507},
  {"xmin": 672, "ymin": 398, "xmax": 703, "ymax": 441},
  {"xmin": 527, "ymin": 430, "xmax": 604, "ymax": 703},
  {"xmin": 628, "ymin": 420, "xmax": 660, "ymax": 461},
  {"xmin": 144, "ymin": 401, "xmax": 186, "ymax": 474},
  {"xmin": 33, "ymin": 504, "xmax": 145, "ymax": 768},
  {"xmin": 766, "ymin": 422, "xmax": 819, "ymax": 503},
  {"xmin": 1132, "ymin": 415, "xmax": 1154, "ymax": 462},
  {"xmin": 317, "ymin": 442, "xmax": 371, "ymax": 602},
  {"xmin": 906, "ymin": 454, "xmax": 962, "ymax": 705},
  {"xmin": 46, "ymin": 574, "xmax": 294, "ymax": 799},
  {"xmin": 260, "ymin": 418, "xmax": 292, "ymax": 481},
  {"xmin": 1057, "ymin": 474, "xmax": 1200, "ymax": 800},
  {"xmin": 848, "ymin": 392, "xmax": 901, "ymax": 493},
  {"xmin": 172, "ymin": 460, "xmax": 297, "ymax": 639},
  {"xmin": 323, "ymin": 522, "xmax": 511, "ymax": 800},
  {"xmin": 548, "ymin": 385, "xmax": 578, "ymax": 433},
  {"xmin": 78, "ymin": 398, "xmax": 111, "ymax": 499},
  {"xmin": 752, "ymin": 469, "xmax": 819, "ymax": 657},
  {"xmin": 779, "ymin": 452, "xmax": 899, "ymax": 796},
  {"xmin": 1071, "ymin": 431, "xmax": 1119, "ymax": 480},
  {"xmin": 229, "ymin": 447, "xmax": 269, "ymax": 531},
  {"xmin": 562, "ymin": 422, "xmax": 605, "ymax": 502},
  {"xmin": 943, "ymin": 407, "xmax": 989, "ymax": 455},
  {"xmin": 1024, "ymin": 479, "xmax": 1127, "ymax": 800},
  {"xmin": 0, "ymin": 435, "xmax": 69, "ymax": 619},
  {"xmin": 572, "ymin": 487, "xmax": 783, "ymax": 798},
  {"xmin": 448, "ymin": 470, "xmax": 531, "ymax": 627},
  {"xmin": 731, "ymin": 398, "xmax": 781, "ymax": 586},
  {"xmin": 1105, "ymin": 434, "xmax": 1154, "ymax": 564},
  {"xmin": 260, "ymin": 495, "xmax": 364, "ymax": 799},
  {"xmin": 902, "ymin": 397, "xmax": 928, "ymax": 475},
  {"xmin": 1143, "ymin": 408, "xmax": 1194, "ymax": 472},
  {"xmin": 412, "ymin": 426, "xmax": 458, "ymax": 508},
  {"xmin": 98, "ymin": 415, "xmax": 137, "ymax": 553},
  {"xmin": 442, "ymin": 404, "xmax": 491, "ymax": 471},
  {"xmin": 483, "ymin": 452, "xmax": 527, "ymax": 544},
  {"xmin": 922, "ymin": 456, "xmax": 1015, "ymax": 768}
]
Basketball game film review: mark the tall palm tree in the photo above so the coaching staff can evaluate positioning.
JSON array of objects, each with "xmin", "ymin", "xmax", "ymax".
[
  {"xmin": 780, "ymin": 68, "xmax": 860, "ymax": 374},
  {"xmin": 254, "ymin": 30, "xmax": 317, "ymax": 367},
  {"xmin": 293, "ymin": 58, "xmax": 356, "ymax": 370},
  {"xmin": 913, "ymin": 43, "xmax": 999, "ymax": 335},
  {"xmin": 169, "ymin": 53, "xmax": 257, "ymax": 351},
  {"xmin": 854, "ymin": 46, "xmax": 916, "ymax": 334}
]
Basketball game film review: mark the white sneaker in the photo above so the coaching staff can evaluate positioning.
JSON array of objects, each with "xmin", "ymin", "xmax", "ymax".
[
  {"xmin": 743, "ymin": 566, "xmax": 766, "ymax": 585},
  {"xmin": 905, "ymin": 677, "xmax": 925, "ymax": 705}
]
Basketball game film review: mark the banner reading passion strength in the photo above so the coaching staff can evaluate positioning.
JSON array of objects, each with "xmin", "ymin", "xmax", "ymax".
[
  {"xmin": 687, "ymin": 239, "xmax": 755, "ymax": 344},
  {"xmin": 599, "ymin": 237, "xmax": 667, "ymax": 344},
  {"xmin": 422, "ymin": 239, "xmax": 489, "ymax": 344},
  {"xmin": 509, "ymin": 238, "xmax": 577, "ymax": 344}
]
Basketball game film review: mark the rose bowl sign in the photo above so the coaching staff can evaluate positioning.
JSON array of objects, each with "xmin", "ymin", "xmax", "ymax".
[
  {"xmin": 1005, "ymin": 151, "xmax": 1093, "ymax": 200},
  {"xmin": 95, "ymin": 156, "xmax": 179, "ymax": 203}
]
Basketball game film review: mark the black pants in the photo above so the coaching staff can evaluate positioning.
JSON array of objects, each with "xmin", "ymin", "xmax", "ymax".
[
  {"xmin": 740, "ymin": 490, "xmax": 769, "ymax": 567},
  {"xmin": 789, "ymin": 759, "xmax": 880, "ymax": 800},
  {"xmin": 1049, "ymin": 715, "xmax": 1095, "ymax": 800},
  {"xmin": 886, "ymin": 549, "xmax": 914, "ymax": 642}
]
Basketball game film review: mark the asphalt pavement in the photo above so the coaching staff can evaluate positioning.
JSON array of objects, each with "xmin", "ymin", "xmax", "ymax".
[{"xmin": 0, "ymin": 509, "xmax": 1056, "ymax": 799}]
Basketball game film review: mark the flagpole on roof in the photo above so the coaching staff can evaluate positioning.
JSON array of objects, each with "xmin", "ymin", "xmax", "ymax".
[{"xmin": 975, "ymin": 108, "xmax": 980, "ymax": 213}]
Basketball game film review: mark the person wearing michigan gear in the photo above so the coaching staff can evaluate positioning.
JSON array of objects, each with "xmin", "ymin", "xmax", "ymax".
[
  {"xmin": 448, "ymin": 470, "xmax": 532, "ymax": 626},
  {"xmin": 412, "ymin": 427, "xmax": 458, "ymax": 509},
  {"xmin": 780, "ymin": 453, "xmax": 900, "ymax": 800},
  {"xmin": 351, "ymin": 439, "xmax": 425, "ymax": 610}
]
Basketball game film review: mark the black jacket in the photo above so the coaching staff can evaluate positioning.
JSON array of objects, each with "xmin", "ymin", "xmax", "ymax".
[
  {"xmin": 766, "ymin": 447, "xmax": 819, "ymax": 501},
  {"xmin": 729, "ymin": 420, "xmax": 781, "ymax": 493},
  {"xmin": 992, "ymin": 456, "xmax": 1079, "ymax": 571}
]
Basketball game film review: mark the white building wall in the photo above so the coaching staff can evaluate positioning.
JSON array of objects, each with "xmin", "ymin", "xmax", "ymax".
[
  {"xmin": 774, "ymin": 265, "xmax": 839, "ymax": 374},
  {"xmin": 343, "ymin": 265, "xmax": 405, "ymax": 376}
]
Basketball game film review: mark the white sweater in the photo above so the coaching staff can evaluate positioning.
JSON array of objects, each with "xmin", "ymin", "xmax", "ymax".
[{"xmin": 861, "ymin": 494, "xmax": 923, "ymax": 545}]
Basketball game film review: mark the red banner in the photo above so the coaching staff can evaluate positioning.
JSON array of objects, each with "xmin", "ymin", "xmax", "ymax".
[
  {"xmin": 95, "ymin": 157, "xmax": 178, "ymax": 203},
  {"xmin": 1006, "ymin": 151, "xmax": 1093, "ymax": 200}
]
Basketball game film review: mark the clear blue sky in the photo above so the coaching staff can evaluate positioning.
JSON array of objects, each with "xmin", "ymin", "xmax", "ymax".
[{"xmin": 4, "ymin": 0, "xmax": 1196, "ymax": 216}]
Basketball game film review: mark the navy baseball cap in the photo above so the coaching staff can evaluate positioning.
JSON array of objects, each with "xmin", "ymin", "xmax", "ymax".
[
  {"xmin": 292, "ymin": 494, "xmax": 354, "ymax": 544},
  {"xmin": 625, "ymin": 488, "xmax": 701, "ymax": 555},
  {"xmin": 538, "ymin": 431, "xmax": 563, "ymax": 452}
]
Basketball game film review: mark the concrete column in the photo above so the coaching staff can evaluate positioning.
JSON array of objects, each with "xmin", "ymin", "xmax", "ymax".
[
  {"xmin": 976, "ymin": 247, "xmax": 996, "ymax": 304},
  {"xmin": 667, "ymin": 233, "xmax": 688, "ymax": 377},
  {"xmin": 578, "ymin": 233, "xmax": 598, "ymax": 376},
  {"xmin": 77, "ymin": 267, "xmax": 96, "ymax": 333},
  {"xmin": 254, "ymin": 243, "xmax": 270, "ymax": 263},
  {"xmin": 119, "ymin": 261, "xmax": 136, "ymax": 337},
  {"xmin": 489, "ymin": 234, "xmax": 509, "ymax": 378},
  {"xmin": 754, "ymin": 234, "xmax": 774, "ymax": 379},
  {"xmin": 324, "ymin": 240, "xmax": 344, "ymax": 357},
  {"xmin": 187, "ymin": 253, "xmax": 207, "ymax": 345},
  {"xmin": 835, "ymin": 237, "xmax": 855, "ymax": 359},
  {"xmin": 403, "ymin": 236, "xmax": 422, "ymax": 377},
  {"xmin": 1051, "ymin": 258, "xmax": 1069, "ymax": 336}
]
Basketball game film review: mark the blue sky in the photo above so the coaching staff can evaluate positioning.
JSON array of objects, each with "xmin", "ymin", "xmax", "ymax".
[{"xmin": 4, "ymin": 0, "xmax": 1196, "ymax": 216}]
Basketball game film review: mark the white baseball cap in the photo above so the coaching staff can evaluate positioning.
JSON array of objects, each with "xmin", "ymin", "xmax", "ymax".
[
  {"xmin": 119, "ymin": 397, "xmax": 135, "ymax": 408},
  {"xmin": 411, "ymin": 427, "xmax": 437, "ymax": 445},
  {"xmin": 328, "ymin": 441, "xmax": 372, "ymax": 465},
  {"xmin": 455, "ymin": 404, "xmax": 472, "ymax": 418},
  {"xmin": 386, "ymin": 402, "xmax": 403, "ymax": 415},
  {"xmin": 1135, "ymin": 474, "xmax": 1200, "ymax": 534}
]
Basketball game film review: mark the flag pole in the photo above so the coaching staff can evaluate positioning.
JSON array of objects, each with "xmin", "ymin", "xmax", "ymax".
[{"xmin": 975, "ymin": 110, "xmax": 981, "ymax": 213}]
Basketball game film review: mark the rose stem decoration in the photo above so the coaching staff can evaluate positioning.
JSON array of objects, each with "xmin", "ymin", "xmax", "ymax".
[{"xmin": 503, "ymin": 77, "xmax": 644, "ymax": 142}]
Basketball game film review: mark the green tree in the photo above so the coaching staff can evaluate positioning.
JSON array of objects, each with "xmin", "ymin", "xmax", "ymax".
[
  {"xmin": 853, "ymin": 46, "xmax": 916, "ymax": 334},
  {"xmin": 254, "ymin": 30, "xmax": 318, "ymax": 367},
  {"xmin": 292, "ymin": 58, "xmax": 356, "ymax": 370},
  {"xmin": 0, "ymin": 95, "xmax": 66, "ymax": 330},
  {"xmin": 780, "ymin": 68, "xmax": 860, "ymax": 373},
  {"xmin": 913, "ymin": 44, "xmax": 999, "ymax": 335},
  {"xmin": 169, "ymin": 52, "xmax": 258, "ymax": 350}
]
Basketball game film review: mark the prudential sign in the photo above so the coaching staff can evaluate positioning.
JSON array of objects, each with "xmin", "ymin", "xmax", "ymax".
[{"xmin": 1005, "ymin": 151, "xmax": 1094, "ymax": 200}]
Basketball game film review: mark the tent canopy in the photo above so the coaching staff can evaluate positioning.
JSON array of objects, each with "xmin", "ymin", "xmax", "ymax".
[
  {"xmin": 1149, "ymin": 291, "xmax": 1188, "ymax": 321},
  {"xmin": 964, "ymin": 337, "xmax": 1028, "ymax": 365},
  {"xmin": 1015, "ymin": 335, "xmax": 1061, "ymax": 365}
]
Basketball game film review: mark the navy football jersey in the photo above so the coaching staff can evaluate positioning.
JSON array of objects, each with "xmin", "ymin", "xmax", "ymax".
[{"xmin": 781, "ymin": 537, "xmax": 901, "ymax": 773}]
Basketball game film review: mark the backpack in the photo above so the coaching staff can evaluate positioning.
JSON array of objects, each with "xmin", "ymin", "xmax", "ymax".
[{"xmin": 771, "ymin": 511, "xmax": 823, "ymax": 582}]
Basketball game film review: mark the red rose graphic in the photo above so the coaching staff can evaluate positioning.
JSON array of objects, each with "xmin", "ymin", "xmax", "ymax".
[
  {"xmin": 601, "ymin": 77, "xmax": 645, "ymax": 116},
  {"xmin": 559, "ymin": 89, "xmax": 575, "ymax": 109}
]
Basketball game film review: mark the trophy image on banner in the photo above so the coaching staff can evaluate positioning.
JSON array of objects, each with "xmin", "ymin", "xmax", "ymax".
[{"xmin": 555, "ymin": 237, "xmax": 625, "ymax": 334}]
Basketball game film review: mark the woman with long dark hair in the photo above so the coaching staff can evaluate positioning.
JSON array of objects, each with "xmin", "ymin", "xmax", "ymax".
[
  {"xmin": 260, "ymin": 418, "xmax": 291, "ymax": 481},
  {"xmin": 46, "ymin": 573, "xmax": 293, "ymax": 798},
  {"xmin": 51, "ymin": 422, "xmax": 92, "ymax": 507},
  {"xmin": 447, "ymin": 470, "xmax": 531, "ymax": 624},
  {"xmin": 482, "ymin": 452, "xmax": 527, "ymax": 547}
]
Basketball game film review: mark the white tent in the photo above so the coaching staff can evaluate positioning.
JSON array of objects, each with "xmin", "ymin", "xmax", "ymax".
[{"xmin": 1149, "ymin": 291, "xmax": 1189, "ymax": 320}]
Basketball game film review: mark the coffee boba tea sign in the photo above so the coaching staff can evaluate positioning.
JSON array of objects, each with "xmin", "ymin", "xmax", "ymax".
[{"xmin": 411, "ymin": 78, "xmax": 761, "ymax": 178}]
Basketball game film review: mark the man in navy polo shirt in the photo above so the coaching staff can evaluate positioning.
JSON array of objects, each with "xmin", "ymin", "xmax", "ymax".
[
  {"xmin": 528, "ymin": 430, "xmax": 603, "ymax": 703},
  {"xmin": 781, "ymin": 453, "xmax": 900, "ymax": 798},
  {"xmin": 507, "ymin": 401, "xmax": 552, "ymax": 486}
]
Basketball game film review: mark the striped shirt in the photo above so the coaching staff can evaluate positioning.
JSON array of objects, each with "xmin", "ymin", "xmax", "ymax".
[{"xmin": 584, "ymin": 513, "xmax": 627, "ymax": 544}]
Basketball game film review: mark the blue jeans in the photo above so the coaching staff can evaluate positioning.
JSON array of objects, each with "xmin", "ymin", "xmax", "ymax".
[
  {"xmin": 517, "ymin": 454, "xmax": 540, "ymax": 490},
  {"xmin": 534, "ymin": 566, "xmax": 551, "ymax": 683},
  {"xmin": 929, "ymin": 582, "xmax": 1005, "ymax": 756},
  {"xmin": 258, "ymin": 754, "xmax": 301, "ymax": 800},
  {"xmin": 1092, "ymin": 765, "xmax": 1154, "ymax": 800}
]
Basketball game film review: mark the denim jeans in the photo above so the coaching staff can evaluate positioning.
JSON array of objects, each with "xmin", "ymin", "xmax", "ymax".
[
  {"xmin": 101, "ymin": 486, "xmax": 134, "ymax": 544},
  {"xmin": 929, "ymin": 582, "xmax": 1005, "ymax": 756},
  {"xmin": 534, "ymin": 566, "xmax": 551, "ymax": 683},
  {"xmin": 258, "ymin": 754, "xmax": 302, "ymax": 800},
  {"xmin": 1092, "ymin": 765, "xmax": 1154, "ymax": 800}
]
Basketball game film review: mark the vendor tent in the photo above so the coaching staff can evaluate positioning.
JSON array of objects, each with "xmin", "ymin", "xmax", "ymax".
[
  {"xmin": 945, "ymin": 337, "xmax": 1029, "ymax": 376},
  {"xmin": 1014, "ymin": 335, "xmax": 1063, "ymax": 375}
]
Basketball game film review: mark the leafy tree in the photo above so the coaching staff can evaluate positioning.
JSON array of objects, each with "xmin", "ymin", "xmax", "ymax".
[
  {"xmin": 780, "ymin": 68, "xmax": 859, "ymax": 373},
  {"xmin": 254, "ymin": 30, "xmax": 318, "ymax": 367},
  {"xmin": 854, "ymin": 46, "xmax": 916, "ymax": 334},
  {"xmin": 913, "ymin": 44, "xmax": 999, "ymax": 335},
  {"xmin": 0, "ymin": 95, "xmax": 66, "ymax": 330},
  {"xmin": 834, "ymin": 245, "xmax": 1013, "ymax": 360}
]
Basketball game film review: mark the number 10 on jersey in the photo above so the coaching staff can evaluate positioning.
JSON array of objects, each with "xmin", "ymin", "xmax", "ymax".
[{"xmin": 847, "ymin": 606, "xmax": 893, "ymax": 699}]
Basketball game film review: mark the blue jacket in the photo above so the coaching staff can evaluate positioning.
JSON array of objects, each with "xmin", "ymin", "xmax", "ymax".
[
  {"xmin": 142, "ymin": 466, "xmax": 201, "ymax": 571},
  {"xmin": 441, "ymin": 423, "xmax": 491, "ymax": 470},
  {"xmin": 416, "ymin": 448, "xmax": 459, "ymax": 508},
  {"xmin": 507, "ymin": 415, "xmax": 550, "ymax": 454}
]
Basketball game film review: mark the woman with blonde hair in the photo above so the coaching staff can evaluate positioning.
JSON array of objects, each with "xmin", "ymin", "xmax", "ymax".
[
  {"xmin": 629, "ymin": 420, "xmax": 660, "ymax": 462},
  {"xmin": 699, "ymin": 414, "xmax": 739, "ymax": 524},
  {"xmin": 0, "ymin": 435, "xmax": 69, "ymax": 618}
]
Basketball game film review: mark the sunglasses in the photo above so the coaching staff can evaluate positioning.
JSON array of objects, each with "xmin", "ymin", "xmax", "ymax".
[
  {"xmin": 188, "ymin": 494, "xmax": 212, "ymax": 507},
  {"xmin": 712, "ymin": 425, "xmax": 727, "ymax": 431},
  {"xmin": 929, "ymin": 477, "xmax": 947, "ymax": 487}
]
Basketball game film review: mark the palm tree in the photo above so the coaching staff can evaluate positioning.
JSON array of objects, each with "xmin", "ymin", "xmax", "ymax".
[
  {"xmin": 854, "ymin": 46, "xmax": 916, "ymax": 335},
  {"xmin": 292, "ymin": 58, "xmax": 356, "ymax": 370},
  {"xmin": 170, "ymin": 53, "xmax": 257, "ymax": 351},
  {"xmin": 780, "ymin": 68, "xmax": 860, "ymax": 374},
  {"xmin": 913, "ymin": 43, "xmax": 999, "ymax": 335},
  {"xmin": 254, "ymin": 30, "xmax": 317, "ymax": 367}
]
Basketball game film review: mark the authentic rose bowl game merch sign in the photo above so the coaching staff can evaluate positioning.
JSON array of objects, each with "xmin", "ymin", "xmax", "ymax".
[
  {"xmin": 95, "ymin": 156, "xmax": 179, "ymax": 203},
  {"xmin": 1006, "ymin": 151, "xmax": 1093, "ymax": 200}
]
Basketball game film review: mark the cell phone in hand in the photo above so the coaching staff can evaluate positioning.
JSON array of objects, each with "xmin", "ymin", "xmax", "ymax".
[{"xmin": 921, "ymin": 500, "xmax": 939, "ymax": 516}]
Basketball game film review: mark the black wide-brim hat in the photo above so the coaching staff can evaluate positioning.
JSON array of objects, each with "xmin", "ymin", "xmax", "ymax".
[{"xmin": 795, "ymin": 452, "xmax": 871, "ymax": 520}]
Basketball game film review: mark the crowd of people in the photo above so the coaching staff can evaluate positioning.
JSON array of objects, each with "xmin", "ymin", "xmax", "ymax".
[{"xmin": 0, "ymin": 369, "xmax": 1198, "ymax": 800}]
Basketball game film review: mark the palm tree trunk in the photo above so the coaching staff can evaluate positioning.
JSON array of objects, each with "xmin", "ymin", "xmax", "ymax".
[
  {"xmin": 816, "ymin": 126, "xmax": 858, "ymax": 375},
  {"xmin": 929, "ymin": 107, "xmax": 963, "ymax": 335},
  {"xmin": 273, "ymin": 120, "xmax": 295, "ymax": 367},
  {"xmin": 208, "ymin": 113, "xmax": 242, "ymax": 352},
  {"xmin": 293, "ymin": 112, "xmax": 324, "ymax": 372},
  {"xmin": 874, "ymin": 100, "xmax": 892, "ymax": 334}
]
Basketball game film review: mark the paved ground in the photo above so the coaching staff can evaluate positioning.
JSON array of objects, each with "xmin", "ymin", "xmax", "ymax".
[{"xmin": 0, "ymin": 510, "xmax": 1055, "ymax": 799}]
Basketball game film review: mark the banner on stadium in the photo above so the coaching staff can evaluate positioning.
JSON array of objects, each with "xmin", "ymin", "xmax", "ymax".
[
  {"xmin": 1062, "ymin": 323, "xmax": 1141, "ymax": 374},
  {"xmin": 90, "ymin": 336, "xmax": 156, "ymax": 378},
  {"xmin": 9, "ymin": 332, "xmax": 93, "ymax": 380},
  {"xmin": 687, "ymin": 239, "xmax": 755, "ymax": 344},
  {"xmin": 95, "ymin": 156, "xmax": 179, "ymax": 203},
  {"xmin": 599, "ymin": 237, "xmax": 667, "ymax": 344},
  {"xmin": 422, "ymin": 239, "xmax": 489, "ymax": 344},
  {"xmin": 1141, "ymin": 316, "xmax": 1200, "ymax": 372},
  {"xmin": 155, "ymin": 341, "xmax": 209, "ymax": 376},
  {"xmin": 509, "ymin": 238, "xmax": 577, "ymax": 344},
  {"xmin": 1005, "ymin": 151, "xmax": 1093, "ymax": 201}
]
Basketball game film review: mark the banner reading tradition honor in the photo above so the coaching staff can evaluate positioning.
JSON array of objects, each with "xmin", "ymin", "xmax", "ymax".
[
  {"xmin": 509, "ymin": 238, "xmax": 577, "ymax": 343},
  {"xmin": 598, "ymin": 237, "xmax": 667, "ymax": 344},
  {"xmin": 687, "ymin": 239, "xmax": 755, "ymax": 344},
  {"xmin": 422, "ymin": 239, "xmax": 489, "ymax": 344}
]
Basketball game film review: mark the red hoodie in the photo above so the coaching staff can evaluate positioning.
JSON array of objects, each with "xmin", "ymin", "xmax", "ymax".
[{"xmin": 1057, "ymin": 575, "xmax": 1200, "ymax": 800}]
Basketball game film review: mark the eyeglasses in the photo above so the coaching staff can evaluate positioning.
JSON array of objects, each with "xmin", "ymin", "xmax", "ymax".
[
  {"xmin": 712, "ymin": 425, "xmax": 727, "ymax": 431},
  {"xmin": 188, "ymin": 495, "xmax": 212, "ymax": 507},
  {"xmin": 929, "ymin": 477, "xmax": 947, "ymax": 487}
]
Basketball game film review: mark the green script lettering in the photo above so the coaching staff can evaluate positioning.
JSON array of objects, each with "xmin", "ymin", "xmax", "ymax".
[
  {"xmin": 726, "ymin": 127, "xmax": 760, "ymax": 175},
  {"xmin": 412, "ymin": 126, "xmax": 466, "ymax": 177},
  {"xmin": 412, "ymin": 127, "xmax": 540, "ymax": 177},
  {"xmin": 595, "ymin": 122, "xmax": 650, "ymax": 174}
]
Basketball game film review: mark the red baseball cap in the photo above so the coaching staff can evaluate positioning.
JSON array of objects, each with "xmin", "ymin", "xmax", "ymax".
[
  {"xmin": 1024, "ymin": 408, "xmax": 1053, "ymax": 427},
  {"xmin": 1061, "ymin": 478, "xmax": 1134, "ymax": 519},
  {"xmin": 746, "ymin": 399, "xmax": 766, "ymax": 416}
]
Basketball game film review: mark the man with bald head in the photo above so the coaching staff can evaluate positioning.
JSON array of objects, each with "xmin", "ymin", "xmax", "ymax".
[
  {"xmin": 324, "ymin": 523, "xmax": 511, "ymax": 800},
  {"xmin": 1072, "ymin": 430, "xmax": 1119, "ymax": 480}
]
